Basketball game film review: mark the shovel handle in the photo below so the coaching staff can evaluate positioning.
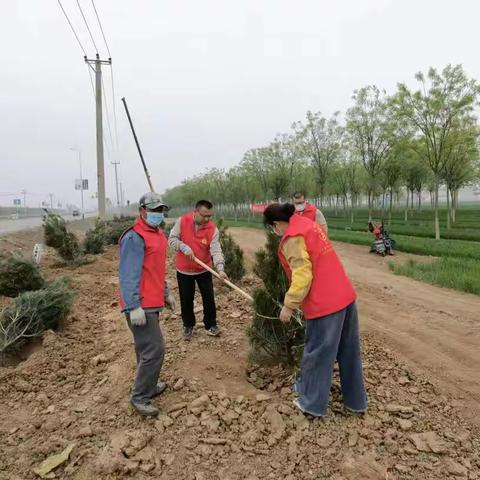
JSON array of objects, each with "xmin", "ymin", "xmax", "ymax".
[{"xmin": 193, "ymin": 257, "xmax": 254, "ymax": 303}]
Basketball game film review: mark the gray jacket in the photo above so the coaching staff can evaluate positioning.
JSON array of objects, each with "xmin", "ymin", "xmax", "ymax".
[{"xmin": 168, "ymin": 218, "xmax": 225, "ymax": 275}]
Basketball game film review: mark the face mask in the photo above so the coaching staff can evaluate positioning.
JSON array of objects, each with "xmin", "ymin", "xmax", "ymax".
[
  {"xmin": 295, "ymin": 203, "xmax": 306, "ymax": 212},
  {"xmin": 146, "ymin": 212, "xmax": 164, "ymax": 227},
  {"xmin": 269, "ymin": 224, "xmax": 283, "ymax": 237}
]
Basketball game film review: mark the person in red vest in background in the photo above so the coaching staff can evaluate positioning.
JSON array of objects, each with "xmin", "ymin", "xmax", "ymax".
[
  {"xmin": 169, "ymin": 200, "xmax": 228, "ymax": 340},
  {"xmin": 119, "ymin": 192, "xmax": 176, "ymax": 417},
  {"xmin": 263, "ymin": 203, "xmax": 367, "ymax": 417},
  {"xmin": 292, "ymin": 192, "xmax": 328, "ymax": 233}
]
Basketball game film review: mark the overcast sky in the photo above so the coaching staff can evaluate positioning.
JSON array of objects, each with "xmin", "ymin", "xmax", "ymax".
[{"xmin": 1, "ymin": 0, "xmax": 478, "ymax": 209}]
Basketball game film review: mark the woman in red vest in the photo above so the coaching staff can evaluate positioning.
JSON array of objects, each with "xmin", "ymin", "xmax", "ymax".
[{"xmin": 263, "ymin": 203, "xmax": 367, "ymax": 417}]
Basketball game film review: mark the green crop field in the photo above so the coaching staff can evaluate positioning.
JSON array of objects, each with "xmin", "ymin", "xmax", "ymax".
[{"xmin": 219, "ymin": 206, "xmax": 480, "ymax": 295}]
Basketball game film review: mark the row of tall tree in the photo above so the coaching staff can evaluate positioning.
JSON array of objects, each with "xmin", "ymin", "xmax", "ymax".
[{"xmin": 164, "ymin": 65, "xmax": 480, "ymax": 239}]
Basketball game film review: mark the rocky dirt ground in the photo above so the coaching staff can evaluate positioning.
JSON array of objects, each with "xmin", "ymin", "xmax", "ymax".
[{"xmin": 0, "ymin": 227, "xmax": 479, "ymax": 479}]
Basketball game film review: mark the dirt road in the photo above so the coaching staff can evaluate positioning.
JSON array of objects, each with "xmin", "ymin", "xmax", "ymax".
[
  {"xmin": 0, "ymin": 229, "xmax": 479, "ymax": 479},
  {"xmin": 230, "ymin": 227, "xmax": 480, "ymax": 424}
]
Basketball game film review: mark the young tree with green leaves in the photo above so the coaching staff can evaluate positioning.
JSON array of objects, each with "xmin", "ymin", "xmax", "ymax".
[
  {"xmin": 394, "ymin": 64, "xmax": 479, "ymax": 239},
  {"xmin": 294, "ymin": 111, "xmax": 343, "ymax": 208},
  {"xmin": 346, "ymin": 86, "xmax": 397, "ymax": 221}
]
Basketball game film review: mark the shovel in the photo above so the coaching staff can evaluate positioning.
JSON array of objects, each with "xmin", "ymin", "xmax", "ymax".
[{"xmin": 192, "ymin": 257, "xmax": 254, "ymax": 302}]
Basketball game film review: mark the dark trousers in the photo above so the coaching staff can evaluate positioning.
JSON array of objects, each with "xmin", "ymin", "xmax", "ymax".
[
  {"xmin": 177, "ymin": 271, "xmax": 217, "ymax": 329},
  {"xmin": 126, "ymin": 311, "xmax": 165, "ymax": 404},
  {"xmin": 296, "ymin": 302, "xmax": 367, "ymax": 416}
]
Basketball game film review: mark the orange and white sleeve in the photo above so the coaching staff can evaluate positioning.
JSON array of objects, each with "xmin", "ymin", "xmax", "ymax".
[{"xmin": 281, "ymin": 236, "xmax": 313, "ymax": 310}]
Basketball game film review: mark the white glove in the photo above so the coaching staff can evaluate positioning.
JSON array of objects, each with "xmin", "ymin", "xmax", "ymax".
[
  {"xmin": 165, "ymin": 294, "xmax": 176, "ymax": 311},
  {"xmin": 129, "ymin": 307, "xmax": 147, "ymax": 326},
  {"xmin": 181, "ymin": 244, "xmax": 195, "ymax": 260}
]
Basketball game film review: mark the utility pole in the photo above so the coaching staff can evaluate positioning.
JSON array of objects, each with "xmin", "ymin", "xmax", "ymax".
[
  {"xmin": 85, "ymin": 54, "xmax": 111, "ymax": 219},
  {"xmin": 111, "ymin": 159, "xmax": 120, "ymax": 211},
  {"xmin": 21, "ymin": 189, "xmax": 27, "ymax": 217},
  {"xmin": 120, "ymin": 181, "xmax": 125, "ymax": 213}
]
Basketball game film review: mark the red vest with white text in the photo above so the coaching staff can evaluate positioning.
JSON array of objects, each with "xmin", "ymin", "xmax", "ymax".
[
  {"xmin": 175, "ymin": 212, "xmax": 216, "ymax": 273},
  {"xmin": 278, "ymin": 215, "xmax": 356, "ymax": 319},
  {"xmin": 119, "ymin": 217, "xmax": 167, "ymax": 309}
]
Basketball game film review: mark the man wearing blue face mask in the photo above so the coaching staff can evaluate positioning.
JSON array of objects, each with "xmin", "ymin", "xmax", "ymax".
[{"xmin": 119, "ymin": 192, "xmax": 176, "ymax": 417}]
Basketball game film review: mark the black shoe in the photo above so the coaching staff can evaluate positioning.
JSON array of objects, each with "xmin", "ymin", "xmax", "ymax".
[
  {"xmin": 183, "ymin": 326, "xmax": 194, "ymax": 341},
  {"xmin": 130, "ymin": 399, "xmax": 159, "ymax": 417},
  {"xmin": 151, "ymin": 382, "xmax": 167, "ymax": 398},
  {"xmin": 206, "ymin": 326, "xmax": 220, "ymax": 337}
]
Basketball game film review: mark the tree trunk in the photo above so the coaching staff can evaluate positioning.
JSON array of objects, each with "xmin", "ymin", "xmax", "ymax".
[
  {"xmin": 389, "ymin": 187, "xmax": 393, "ymax": 224},
  {"xmin": 434, "ymin": 178, "xmax": 440, "ymax": 240},
  {"xmin": 452, "ymin": 190, "xmax": 458, "ymax": 223},
  {"xmin": 368, "ymin": 190, "xmax": 372, "ymax": 221},
  {"xmin": 446, "ymin": 189, "xmax": 451, "ymax": 230}
]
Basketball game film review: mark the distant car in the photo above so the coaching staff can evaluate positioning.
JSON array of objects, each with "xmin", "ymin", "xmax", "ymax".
[
  {"xmin": 72, "ymin": 210, "xmax": 80, "ymax": 217},
  {"xmin": 9, "ymin": 213, "xmax": 19, "ymax": 220}
]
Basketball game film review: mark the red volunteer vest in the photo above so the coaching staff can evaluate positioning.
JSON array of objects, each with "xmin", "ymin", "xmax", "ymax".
[
  {"xmin": 295, "ymin": 202, "xmax": 317, "ymax": 222},
  {"xmin": 278, "ymin": 215, "xmax": 356, "ymax": 319},
  {"xmin": 175, "ymin": 212, "xmax": 216, "ymax": 273},
  {"xmin": 119, "ymin": 217, "xmax": 167, "ymax": 309}
]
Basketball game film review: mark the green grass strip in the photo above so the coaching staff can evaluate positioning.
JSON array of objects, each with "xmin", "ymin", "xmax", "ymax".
[{"xmin": 389, "ymin": 258, "xmax": 480, "ymax": 295}]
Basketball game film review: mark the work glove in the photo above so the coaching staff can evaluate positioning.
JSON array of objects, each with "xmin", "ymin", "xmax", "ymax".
[
  {"xmin": 129, "ymin": 307, "xmax": 147, "ymax": 327},
  {"xmin": 180, "ymin": 244, "xmax": 195, "ymax": 260},
  {"xmin": 165, "ymin": 294, "xmax": 176, "ymax": 311}
]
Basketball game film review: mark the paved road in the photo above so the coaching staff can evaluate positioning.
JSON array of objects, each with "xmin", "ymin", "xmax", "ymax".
[{"xmin": 0, "ymin": 214, "xmax": 95, "ymax": 236}]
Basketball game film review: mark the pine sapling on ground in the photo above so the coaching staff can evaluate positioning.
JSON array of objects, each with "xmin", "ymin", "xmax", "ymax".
[
  {"xmin": 0, "ymin": 252, "xmax": 45, "ymax": 297},
  {"xmin": 43, "ymin": 213, "xmax": 83, "ymax": 264},
  {"xmin": 83, "ymin": 218, "xmax": 107, "ymax": 254},
  {"xmin": 217, "ymin": 219, "xmax": 246, "ymax": 283},
  {"xmin": 248, "ymin": 231, "xmax": 305, "ymax": 367},
  {"xmin": 0, "ymin": 277, "xmax": 74, "ymax": 357}
]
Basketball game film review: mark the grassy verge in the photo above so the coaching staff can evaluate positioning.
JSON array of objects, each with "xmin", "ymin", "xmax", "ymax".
[
  {"xmin": 389, "ymin": 258, "xmax": 480, "ymax": 295},
  {"xmin": 224, "ymin": 219, "xmax": 480, "ymax": 261},
  {"xmin": 225, "ymin": 218, "xmax": 480, "ymax": 294}
]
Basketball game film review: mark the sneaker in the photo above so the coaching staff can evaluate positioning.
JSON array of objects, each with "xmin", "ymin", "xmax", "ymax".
[
  {"xmin": 130, "ymin": 399, "xmax": 159, "ymax": 417},
  {"xmin": 206, "ymin": 326, "xmax": 220, "ymax": 337},
  {"xmin": 151, "ymin": 382, "xmax": 167, "ymax": 398},
  {"xmin": 183, "ymin": 326, "xmax": 194, "ymax": 341}
]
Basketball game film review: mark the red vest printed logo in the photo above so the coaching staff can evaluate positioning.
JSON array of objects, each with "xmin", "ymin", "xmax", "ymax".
[
  {"xmin": 279, "ymin": 215, "xmax": 356, "ymax": 319},
  {"xmin": 175, "ymin": 212, "xmax": 216, "ymax": 273},
  {"xmin": 119, "ymin": 218, "xmax": 167, "ymax": 309}
]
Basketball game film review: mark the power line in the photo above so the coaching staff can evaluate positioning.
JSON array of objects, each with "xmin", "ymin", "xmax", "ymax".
[
  {"xmin": 101, "ymin": 76, "xmax": 115, "ymax": 153},
  {"xmin": 91, "ymin": 0, "xmax": 111, "ymax": 58},
  {"xmin": 57, "ymin": 0, "xmax": 87, "ymax": 56},
  {"xmin": 110, "ymin": 65, "xmax": 119, "ymax": 150},
  {"xmin": 86, "ymin": 63, "xmax": 95, "ymax": 99},
  {"xmin": 90, "ymin": 0, "xmax": 119, "ymax": 150},
  {"xmin": 76, "ymin": 0, "xmax": 99, "ymax": 53}
]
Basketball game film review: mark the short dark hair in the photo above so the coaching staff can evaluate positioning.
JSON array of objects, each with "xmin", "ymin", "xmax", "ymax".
[
  {"xmin": 195, "ymin": 200, "xmax": 213, "ymax": 210},
  {"xmin": 292, "ymin": 192, "xmax": 305, "ymax": 199},
  {"xmin": 263, "ymin": 203, "xmax": 296, "ymax": 226}
]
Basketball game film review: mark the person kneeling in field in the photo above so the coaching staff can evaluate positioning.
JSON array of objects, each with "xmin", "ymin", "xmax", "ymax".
[
  {"xmin": 119, "ymin": 193, "xmax": 176, "ymax": 417},
  {"xmin": 263, "ymin": 203, "xmax": 367, "ymax": 417}
]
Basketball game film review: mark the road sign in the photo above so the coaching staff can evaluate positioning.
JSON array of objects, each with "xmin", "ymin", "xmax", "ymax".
[
  {"xmin": 75, "ymin": 179, "xmax": 89, "ymax": 190},
  {"xmin": 13, "ymin": 199, "xmax": 21, "ymax": 206}
]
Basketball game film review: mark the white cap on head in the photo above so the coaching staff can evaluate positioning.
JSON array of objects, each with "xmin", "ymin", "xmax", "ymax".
[{"xmin": 139, "ymin": 192, "xmax": 168, "ymax": 210}]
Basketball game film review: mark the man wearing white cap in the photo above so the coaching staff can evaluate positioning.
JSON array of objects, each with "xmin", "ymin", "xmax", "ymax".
[{"xmin": 119, "ymin": 192, "xmax": 176, "ymax": 417}]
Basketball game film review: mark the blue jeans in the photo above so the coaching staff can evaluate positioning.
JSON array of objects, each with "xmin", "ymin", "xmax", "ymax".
[{"xmin": 296, "ymin": 302, "xmax": 367, "ymax": 416}]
